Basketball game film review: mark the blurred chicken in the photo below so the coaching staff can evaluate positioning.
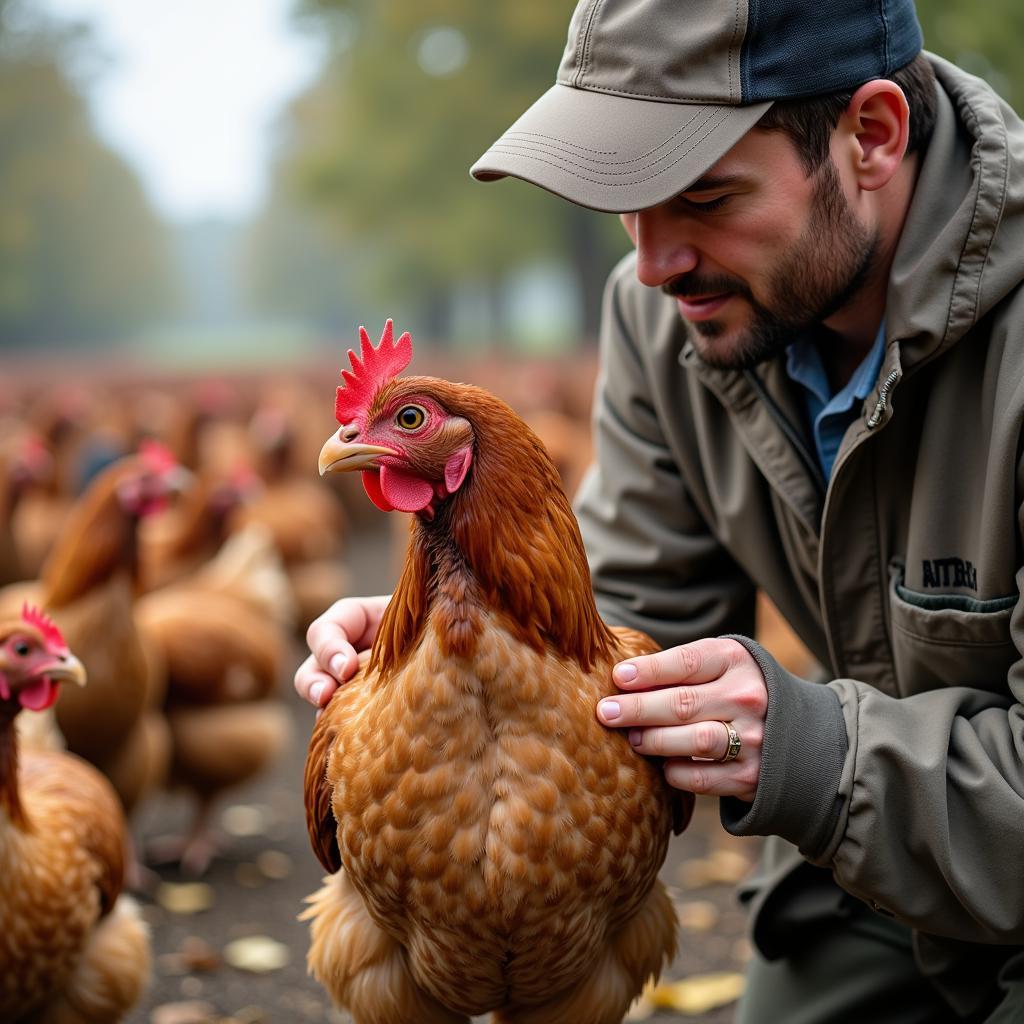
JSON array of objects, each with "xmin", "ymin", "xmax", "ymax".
[
  {"xmin": 231, "ymin": 393, "xmax": 350, "ymax": 633},
  {"xmin": 0, "ymin": 429, "xmax": 54, "ymax": 586},
  {"xmin": 304, "ymin": 323, "xmax": 690, "ymax": 1024},
  {"xmin": 135, "ymin": 556, "xmax": 292, "ymax": 873},
  {"xmin": 0, "ymin": 443, "xmax": 187, "ymax": 817},
  {"xmin": 0, "ymin": 605, "xmax": 150, "ymax": 1022},
  {"xmin": 139, "ymin": 465, "xmax": 263, "ymax": 594}
]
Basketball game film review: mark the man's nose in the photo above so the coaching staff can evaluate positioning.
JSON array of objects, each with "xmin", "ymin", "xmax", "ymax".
[{"xmin": 632, "ymin": 207, "xmax": 699, "ymax": 289}]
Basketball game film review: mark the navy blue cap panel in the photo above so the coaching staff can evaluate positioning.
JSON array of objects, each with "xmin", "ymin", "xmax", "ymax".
[{"xmin": 741, "ymin": 0, "xmax": 923, "ymax": 102}]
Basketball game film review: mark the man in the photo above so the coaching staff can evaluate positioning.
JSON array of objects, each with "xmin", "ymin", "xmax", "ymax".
[{"xmin": 296, "ymin": 0, "xmax": 1024, "ymax": 1019}]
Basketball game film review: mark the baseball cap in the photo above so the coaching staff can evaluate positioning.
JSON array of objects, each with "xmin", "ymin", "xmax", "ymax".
[{"xmin": 471, "ymin": 0, "xmax": 923, "ymax": 212}]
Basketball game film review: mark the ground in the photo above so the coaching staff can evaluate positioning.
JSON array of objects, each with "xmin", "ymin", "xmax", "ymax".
[{"xmin": 126, "ymin": 514, "xmax": 762, "ymax": 1024}]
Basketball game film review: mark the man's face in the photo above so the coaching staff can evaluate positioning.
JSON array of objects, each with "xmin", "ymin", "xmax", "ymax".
[{"xmin": 619, "ymin": 127, "xmax": 878, "ymax": 370}]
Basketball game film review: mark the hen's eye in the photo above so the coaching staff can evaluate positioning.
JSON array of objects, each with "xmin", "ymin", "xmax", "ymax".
[
  {"xmin": 12, "ymin": 640, "xmax": 29, "ymax": 657},
  {"xmin": 396, "ymin": 405, "xmax": 427, "ymax": 430}
]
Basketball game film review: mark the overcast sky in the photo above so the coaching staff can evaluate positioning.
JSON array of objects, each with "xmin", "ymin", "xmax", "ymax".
[{"xmin": 38, "ymin": 0, "xmax": 326, "ymax": 222}]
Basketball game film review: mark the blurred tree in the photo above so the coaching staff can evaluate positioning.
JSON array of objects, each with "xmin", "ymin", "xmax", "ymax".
[
  {"xmin": 917, "ymin": 0, "xmax": 1023, "ymax": 106},
  {"xmin": 273, "ymin": 0, "xmax": 628, "ymax": 344},
  {"xmin": 0, "ymin": 2, "xmax": 177, "ymax": 348}
]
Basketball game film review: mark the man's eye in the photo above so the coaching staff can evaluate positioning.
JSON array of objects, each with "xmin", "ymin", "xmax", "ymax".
[
  {"xmin": 681, "ymin": 194, "xmax": 730, "ymax": 212},
  {"xmin": 396, "ymin": 405, "xmax": 427, "ymax": 430}
]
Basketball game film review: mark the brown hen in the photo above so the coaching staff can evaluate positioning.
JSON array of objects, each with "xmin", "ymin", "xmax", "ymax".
[
  {"xmin": 0, "ymin": 444, "xmax": 188, "ymax": 816},
  {"xmin": 0, "ymin": 606, "xmax": 150, "ymax": 1022},
  {"xmin": 304, "ymin": 323, "xmax": 690, "ymax": 1024}
]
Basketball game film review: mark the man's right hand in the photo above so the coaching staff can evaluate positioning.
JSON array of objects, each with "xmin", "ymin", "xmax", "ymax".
[{"xmin": 294, "ymin": 594, "xmax": 391, "ymax": 708}]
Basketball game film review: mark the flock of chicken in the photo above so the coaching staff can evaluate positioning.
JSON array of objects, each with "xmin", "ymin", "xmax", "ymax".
[
  {"xmin": 0, "ymin": 369, "xmax": 362, "ymax": 1021},
  {"xmin": 0, "ymin": 351, "xmax": 604, "ymax": 1023}
]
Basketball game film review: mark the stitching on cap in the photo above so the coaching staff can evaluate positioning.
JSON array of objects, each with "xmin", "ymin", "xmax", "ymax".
[
  {"xmin": 505, "ymin": 132, "xmax": 617, "ymax": 156},
  {"xmin": 729, "ymin": 0, "xmax": 741, "ymax": 101},
  {"xmin": 485, "ymin": 111, "xmax": 732, "ymax": 188},
  {"xmin": 583, "ymin": 0, "xmax": 608, "ymax": 82},
  {"xmin": 504, "ymin": 110, "xmax": 719, "ymax": 168},
  {"xmin": 565, "ymin": 81, "xmax": 743, "ymax": 102},
  {"xmin": 878, "ymin": 0, "xmax": 890, "ymax": 73},
  {"xmin": 574, "ymin": 0, "xmax": 603, "ymax": 87}
]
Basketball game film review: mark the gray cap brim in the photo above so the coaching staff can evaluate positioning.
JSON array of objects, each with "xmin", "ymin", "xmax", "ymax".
[{"xmin": 471, "ymin": 84, "xmax": 772, "ymax": 213}]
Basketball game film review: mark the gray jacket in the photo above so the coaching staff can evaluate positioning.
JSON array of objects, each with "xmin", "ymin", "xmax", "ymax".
[{"xmin": 575, "ymin": 55, "xmax": 1024, "ymax": 1014}]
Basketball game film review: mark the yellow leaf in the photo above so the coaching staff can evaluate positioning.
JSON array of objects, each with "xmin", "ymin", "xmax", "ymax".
[
  {"xmin": 223, "ymin": 936, "xmax": 290, "ymax": 974},
  {"xmin": 673, "ymin": 899, "xmax": 719, "ymax": 932},
  {"xmin": 649, "ymin": 972, "xmax": 746, "ymax": 1014},
  {"xmin": 156, "ymin": 883, "xmax": 215, "ymax": 915},
  {"xmin": 678, "ymin": 848, "xmax": 753, "ymax": 888}
]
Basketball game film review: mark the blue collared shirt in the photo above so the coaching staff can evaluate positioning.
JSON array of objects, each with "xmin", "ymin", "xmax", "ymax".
[{"xmin": 785, "ymin": 324, "xmax": 886, "ymax": 481}]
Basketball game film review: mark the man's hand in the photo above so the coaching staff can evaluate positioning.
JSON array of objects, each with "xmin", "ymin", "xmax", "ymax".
[
  {"xmin": 294, "ymin": 594, "xmax": 391, "ymax": 708},
  {"xmin": 597, "ymin": 637, "xmax": 767, "ymax": 802}
]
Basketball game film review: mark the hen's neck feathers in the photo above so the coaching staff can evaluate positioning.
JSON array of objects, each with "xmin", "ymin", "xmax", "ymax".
[
  {"xmin": 371, "ymin": 380, "xmax": 614, "ymax": 678},
  {"xmin": 0, "ymin": 714, "xmax": 26, "ymax": 828},
  {"xmin": 40, "ymin": 465, "xmax": 138, "ymax": 608}
]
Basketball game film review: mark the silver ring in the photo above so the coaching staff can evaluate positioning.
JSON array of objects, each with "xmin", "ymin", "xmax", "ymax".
[{"xmin": 717, "ymin": 721, "xmax": 741, "ymax": 762}]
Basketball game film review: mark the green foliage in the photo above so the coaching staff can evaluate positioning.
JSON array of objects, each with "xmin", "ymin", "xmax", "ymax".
[
  {"xmin": 0, "ymin": 7, "xmax": 177, "ymax": 347},
  {"xmin": 916, "ymin": 0, "xmax": 1024, "ymax": 105}
]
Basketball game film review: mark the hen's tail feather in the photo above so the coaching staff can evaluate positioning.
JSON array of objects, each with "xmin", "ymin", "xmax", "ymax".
[
  {"xmin": 303, "ymin": 871, "xmax": 470, "ymax": 1024},
  {"xmin": 35, "ymin": 896, "xmax": 150, "ymax": 1024},
  {"xmin": 492, "ymin": 880, "xmax": 677, "ymax": 1024}
]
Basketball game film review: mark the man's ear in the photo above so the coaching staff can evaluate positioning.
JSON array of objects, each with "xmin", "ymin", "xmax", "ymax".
[{"xmin": 834, "ymin": 79, "xmax": 910, "ymax": 192}]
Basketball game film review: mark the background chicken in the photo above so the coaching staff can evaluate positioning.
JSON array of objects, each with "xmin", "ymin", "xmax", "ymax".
[
  {"xmin": 0, "ymin": 605, "xmax": 150, "ymax": 1022},
  {"xmin": 230, "ymin": 391, "xmax": 350, "ymax": 635},
  {"xmin": 0, "ymin": 442, "xmax": 188, "ymax": 820},
  {"xmin": 135, "ymin": 541, "xmax": 293, "ymax": 874},
  {"xmin": 304, "ymin": 323, "xmax": 691, "ymax": 1024}
]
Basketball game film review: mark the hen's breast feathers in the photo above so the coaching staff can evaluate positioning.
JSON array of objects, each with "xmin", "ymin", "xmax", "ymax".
[
  {"xmin": 304, "ymin": 613, "xmax": 677, "ymax": 941},
  {"xmin": 7, "ymin": 749, "xmax": 125, "ymax": 916}
]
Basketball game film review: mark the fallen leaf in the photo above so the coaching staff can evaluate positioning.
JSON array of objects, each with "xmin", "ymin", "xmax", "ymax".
[
  {"xmin": 678, "ymin": 849, "xmax": 753, "ymax": 888},
  {"xmin": 257, "ymin": 849, "xmax": 293, "ymax": 880},
  {"xmin": 234, "ymin": 863, "xmax": 265, "ymax": 889},
  {"xmin": 159, "ymin": 936, "xmax": 223, "ymax": 976},
  {"xmin": 221, "ymin": 804, "xmax": 269, "ymax": 838},
  {"xmin": 648, "ymin": 972, "xmax": 746, "ymax": 1014},
  {"xmin": 156, "ymin": 883, "xmax": 215, "ymax": 915},
  {"xmin": 223, "ymin": 935, "xmax": 290, "ymax": 973},
  {"xmin": 673, "ymin": 899, "xmax": 720, "ymax": 932},
  {"xmin": 150, "ymin": 1000, "xmax": 217, "ymax": 1024},
  {"xmin": 231, "ymin": 1008, "xmax": 266, "ymax": 1024}
]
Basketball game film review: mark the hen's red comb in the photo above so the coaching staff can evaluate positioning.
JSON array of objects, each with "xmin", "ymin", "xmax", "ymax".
[
  {"xmin": 21, "ymin": 603, "xmax": 66, "ymax": 650},
  {"xmin": 335, "ymin": 320, "xmax": 413, "ymax": 424},
  {"xmin": 139, "ymin": 439, "xmax": 178, "ymax": 475}
]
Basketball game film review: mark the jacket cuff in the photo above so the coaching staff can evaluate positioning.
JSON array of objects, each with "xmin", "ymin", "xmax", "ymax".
[{"xmin": 718, "ymin": 635, "xmax": 847, "ymax": 860}]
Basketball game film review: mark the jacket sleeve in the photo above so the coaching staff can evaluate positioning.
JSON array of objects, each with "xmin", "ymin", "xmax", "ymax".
[
  {"xmin": 575, "ymin": 254, "xmax": 757, "ymax": 648},
  {"xmin": 722, "ymin": 634, "xmax": 1024, "ymax": 944}
]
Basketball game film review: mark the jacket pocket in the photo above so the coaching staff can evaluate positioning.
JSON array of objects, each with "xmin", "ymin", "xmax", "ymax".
[{"xmin": 888, "ymin": 563, "xmax": 1018, "ymax": 695}]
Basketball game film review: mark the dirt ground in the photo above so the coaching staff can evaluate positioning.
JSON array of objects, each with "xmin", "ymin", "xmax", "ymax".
[{"xmin": 126, "ymin": 514, "xmax": 762, "ymax": 1024}]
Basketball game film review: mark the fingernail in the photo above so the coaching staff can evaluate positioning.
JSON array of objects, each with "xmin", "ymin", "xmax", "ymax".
[
  {"xmin": 614, "ymin": 663, "xmax": 638, "ymax": 684},
  {"xmin": 629, "ymin": 729, "xmax": 643, "ymax": 747},
  {"xmin": 310, "ymin": 682, "xmax": 326, "ymax": 705},
  {"xmin": 329, "ymin": 654, "xmax": 346, "ymax": 678},
  {"xmin": 601, "ymin": 700, "xmax": 621, "ymax": 721}
]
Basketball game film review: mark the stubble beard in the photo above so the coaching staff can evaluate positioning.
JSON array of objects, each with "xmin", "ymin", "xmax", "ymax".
[{"xmin": 670, "ymin": 160, "xmax": 879, "ymax": 372}]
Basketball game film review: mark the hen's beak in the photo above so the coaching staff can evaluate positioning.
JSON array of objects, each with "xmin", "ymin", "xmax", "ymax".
[
  {"xmin": 319, "ymin": 434, "xmax": 396, "ymax": 476},
  {"xmin": 38, "ymin": 653, "xmax": 87, "ymax": 688}
]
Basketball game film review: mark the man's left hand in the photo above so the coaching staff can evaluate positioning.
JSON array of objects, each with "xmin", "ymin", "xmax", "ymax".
[{"xmin": 597, "ymin": 637, "xmax": 767, "ymax": 802}]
